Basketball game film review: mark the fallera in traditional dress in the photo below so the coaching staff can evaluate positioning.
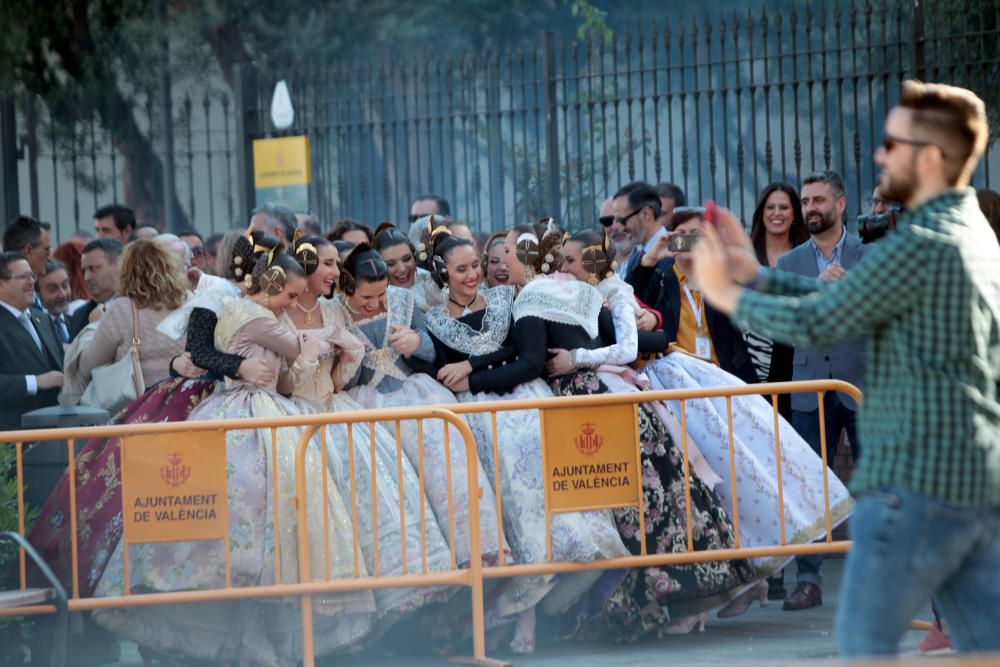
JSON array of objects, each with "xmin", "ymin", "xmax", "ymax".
[
  {"xmin": 336, "ymin": 286, "xmax": 507, "ymax": 569},
  {"xmin": 91, "ymin": 299, "xmax": 374, "ymax": 663},
  {"xmin": 280, "ymin": 300, "xmax": 454, "ymax": 624}
]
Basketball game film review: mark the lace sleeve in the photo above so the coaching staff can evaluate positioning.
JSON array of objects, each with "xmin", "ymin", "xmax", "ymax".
[
  {"xmin": 187, "ymin": 307, "xmax": 245, "ymax": 379},
  {"xmin": 570, "ymin": 298, "xmax": 638, "ymax": 367},
  {"xmin": 409, "ymin": 307, "xmax": 437, "ymax": 363}
]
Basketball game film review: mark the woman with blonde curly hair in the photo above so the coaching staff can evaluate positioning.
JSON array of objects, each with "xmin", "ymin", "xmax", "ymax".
[{"xmin": 76, "ymin": 238, "xmax": 189, "ymax": 387}]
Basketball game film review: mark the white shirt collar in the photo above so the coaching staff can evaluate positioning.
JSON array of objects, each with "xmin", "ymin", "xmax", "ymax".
[
  {"xmin": 0, "ymin": 299, "xmax": 30, "ymax": 320},
  {"xmin": 643, "ymin": 227, "xmax": 667, "ymax": 254}
]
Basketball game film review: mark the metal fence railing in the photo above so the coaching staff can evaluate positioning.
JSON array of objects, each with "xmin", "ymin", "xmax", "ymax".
[{"xmin": 9, "ymin": 2, "xmax": 1000, "ymax": 241}]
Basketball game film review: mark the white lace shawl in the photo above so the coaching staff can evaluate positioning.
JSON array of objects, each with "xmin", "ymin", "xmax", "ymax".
[
  {"xmin": 424, "ymin": 286, "xmax": 514, "ymax": 356},
  {"xmin": 512, "ymin": 274, "xmax": 602, "ymax": 338}
]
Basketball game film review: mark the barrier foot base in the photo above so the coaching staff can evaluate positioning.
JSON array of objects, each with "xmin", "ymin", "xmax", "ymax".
[{"xmin": 449, "ymin": 655, "xmax": 512, "ymax": 667}]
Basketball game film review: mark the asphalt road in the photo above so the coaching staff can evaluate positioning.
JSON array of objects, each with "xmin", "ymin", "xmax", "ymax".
[{"xmin": 99, "ymin": 556, "xmax": 931, "ymax": 666}]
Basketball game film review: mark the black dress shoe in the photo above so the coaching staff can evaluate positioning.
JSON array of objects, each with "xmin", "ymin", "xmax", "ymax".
[{"xmin": 782, "ymin": 582, "xmax": 823, "ymax": 611}]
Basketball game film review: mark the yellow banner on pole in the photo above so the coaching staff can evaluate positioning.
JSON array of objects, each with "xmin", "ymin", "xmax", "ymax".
[
  {"xmin": 541, "ymin": 403, "xmax": 642, "ymax": 513},
  {"xmin": 121, "ymin": 431, "xmax": 228, "ymax": 544},
  {"xmin": 253, "ymin": 136, "xmax": 311, "ymax": 188}
]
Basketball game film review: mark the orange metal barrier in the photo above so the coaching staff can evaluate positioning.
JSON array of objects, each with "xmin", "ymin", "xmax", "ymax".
[{"xmin": 1, "ymin": 379, "xmax": 916, "ymax": 667}]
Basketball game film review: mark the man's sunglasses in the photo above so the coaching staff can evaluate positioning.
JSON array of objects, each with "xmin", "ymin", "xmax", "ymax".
[
  {"xmin": 882, "ymin": 131, "xmax": 943, "ymax": 157},
  {"xmin": 599, "ymin": 215, "xmax": 615, "ymax": 228},
  {"xmin": 190, "ymin": 246, "xmax": 205, "ymax": 256}
]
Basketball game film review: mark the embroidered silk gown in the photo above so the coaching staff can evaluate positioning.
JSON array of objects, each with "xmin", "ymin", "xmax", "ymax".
[
  {"xmin": 336, "ymin": 286, "xmax": 505, "ymax": 568},
  {"xmin": 280, "ymin": 299, "xmax": 454, "ymax": 621},
  {"xmin": 91, "ymin": 299, "xmax": 374, "ymax": 663}
]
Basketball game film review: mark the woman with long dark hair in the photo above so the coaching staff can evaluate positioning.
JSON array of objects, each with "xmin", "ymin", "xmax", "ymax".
[{"xmin": 744, "ymin": 182, "xmax": 809, "ymax": 389}]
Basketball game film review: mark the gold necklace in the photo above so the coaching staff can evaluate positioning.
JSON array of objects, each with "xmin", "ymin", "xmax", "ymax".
[{"xmin": 296, "ymin": 300, "xmax": 320, "ymax": 325}]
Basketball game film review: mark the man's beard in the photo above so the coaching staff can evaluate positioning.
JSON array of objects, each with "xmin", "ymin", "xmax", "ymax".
[
  {"xmin": 879, "ymin": 166, "xmax": 916, "ymax": 205},
  {"xmin": 806, "ymin": 211, "xmax": 837, "ymax": 235},
  {"xmin": 46, "ymin": 300, "xmax": 69, "ymax": 316},
  {"xmin": 613, "ymin": 238, "xmax": 637, "ymax": 258}
]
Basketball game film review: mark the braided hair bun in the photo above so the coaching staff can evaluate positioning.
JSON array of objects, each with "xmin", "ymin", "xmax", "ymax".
[
  {"xmin": 291, "ymin": 232, "xmax": 327, "ymax": 276},
  {"xmin": 509, "ymin": 218, "xmax": 564, "ymax": 276},
  {"xmin": 569, "ymin": 228, "xmax": 615, "ymax": 281},
  {"xmin": 227, "ymin": 230, "xmax": 280, "ymax": 286},
  {"xmin": 428, "ymin": 229, "xmax": 472, "ymax": 289},
  {"xmin": 338, "ymin": 242, "xmax": 388, "ymax": 296},
  {"xmin": 246, "ymin": 243, "xmax": 306, "ymax": 296},
  {"xmin": 414, "ymin": 215, "xmax": 452, "ymax": 270}
]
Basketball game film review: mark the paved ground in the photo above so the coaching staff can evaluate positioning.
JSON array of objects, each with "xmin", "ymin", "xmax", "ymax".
[{"xmin": 87, "ymin": 556, "xmax": 934, "ymax": 666}]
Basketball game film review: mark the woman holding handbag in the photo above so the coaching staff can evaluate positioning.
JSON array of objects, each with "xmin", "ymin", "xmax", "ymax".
[
  {"xmin": 30, "ymin": 233, "xmax": 281, "ymax": 598},
  {"xmin": 75, "ymin": 238, "xmax": 189, "ymax": 393}
]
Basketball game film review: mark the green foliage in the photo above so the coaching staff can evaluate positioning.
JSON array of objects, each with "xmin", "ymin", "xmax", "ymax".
[
  {"xmin": 567, "ymin": 0, "xmax": 613, "ymax": 47},
  {"xmin": 0, "ymin": 445, "xmax": 39, "ymax": 590}
]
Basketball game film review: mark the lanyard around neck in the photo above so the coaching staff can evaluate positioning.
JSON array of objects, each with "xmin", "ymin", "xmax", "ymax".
[{"xmin": 682, "ymin": 283, "xmax": 705, "ymax": 332}]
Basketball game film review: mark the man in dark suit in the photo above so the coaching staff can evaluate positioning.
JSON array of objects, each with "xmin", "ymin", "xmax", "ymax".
[
  {"xmin": 68, "ymin": 238, "xmax": 122, "ymax": 341},
  {"xmin": 3, "ymin": 215, "xmax": 52, "ymax": 311},
  {"xmin": 628, "ymin": 208, "xmax": 759, "ymax": 384},
  {"xmin": 777, "ymin": 170, "xmax": 868, "ymax": 612},
  {"xmin": 0, "ymin": 252, "xmax": 65, "ymax": 431}
]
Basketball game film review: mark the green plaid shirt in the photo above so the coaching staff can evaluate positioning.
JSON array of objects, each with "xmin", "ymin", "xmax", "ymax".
[{"xmin": 734, "ymin": 188, "xmax": 1000, "ymax": 506}]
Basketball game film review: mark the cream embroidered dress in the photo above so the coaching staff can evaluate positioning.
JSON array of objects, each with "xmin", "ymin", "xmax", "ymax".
[
  {"xmin": 92, "ymin": 299, "xmax": 374, "ymax": 663},
  {"xmin": 336, "ymin": 285, "xmax": 506, "ymax": 568},
  {"xmin": 280, "ymin": 299, "xmax": 454, "ymax": 621},
  {"xmin": 641, "ymin": 351, "xmax": 855, "ymax": 573}
]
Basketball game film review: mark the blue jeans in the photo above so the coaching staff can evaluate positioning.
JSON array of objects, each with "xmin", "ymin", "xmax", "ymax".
[
  {"xmin": 836, "ymin": 487, "xmax": 1000, "ymax": 657},
  {"xmin": 791, "ymin": 395, "xmax": 860, "ymax": 585}
]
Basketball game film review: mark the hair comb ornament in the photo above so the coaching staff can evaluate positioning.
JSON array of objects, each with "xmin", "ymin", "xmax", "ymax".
[{"xmin": 259, "ymin": 265, "xmax": 287, "ymax": 294}]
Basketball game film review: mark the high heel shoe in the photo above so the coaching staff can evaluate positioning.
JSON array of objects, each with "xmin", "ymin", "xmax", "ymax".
[
  {"xmin": 661, "ymin": 611, "xmax": 708, "ymax": 635},
  {"xmin": 716, "ymin": 580, "xmax": 770, "ymax": 619}
]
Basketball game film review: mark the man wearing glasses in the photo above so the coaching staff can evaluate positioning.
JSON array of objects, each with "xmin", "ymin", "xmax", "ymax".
[
  {"xmin": 610, "ymin": 181, "xmax": 666, "ymax": 280},
  {"xmin": 692, "ymin": 81, "xmax": 1000, "ymax": 657},
  {"xmin": 0, "ymin": 252, "xmax": 64, "ymax": 430},
  {"xmin": 409, "ymin": 194, "xmax": 451, "ymax": 226}
]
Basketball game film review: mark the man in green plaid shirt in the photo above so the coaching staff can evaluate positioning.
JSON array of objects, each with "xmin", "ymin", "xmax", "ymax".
[{"xmin": 692, "ymin": 81, "xmax": 1000, "ymax": 657}]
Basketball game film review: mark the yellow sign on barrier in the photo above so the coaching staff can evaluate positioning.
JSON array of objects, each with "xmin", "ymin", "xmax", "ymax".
[
  {"xmin": 121, "ymin": 432, "xmax": 228, "ymax": 543},
  {"xmin": 541, "ymin": 403, "xmax": 642, "ymax": 512}
]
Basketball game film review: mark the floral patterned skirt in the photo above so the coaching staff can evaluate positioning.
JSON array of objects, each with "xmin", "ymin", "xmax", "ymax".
[
  {"xmin": 549, "ymin": 370, "xmax": 756, "ymax": 642},
  {"xmin": 28, "ymin": 378, "xmax": 218, "ymax": 596}
]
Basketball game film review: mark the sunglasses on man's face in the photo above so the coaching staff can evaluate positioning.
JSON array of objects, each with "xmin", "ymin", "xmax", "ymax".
[
  {"xmin": 191, "ymin": 246, "xmax": 205, "ymax": 256},
  {"xmin": 599, "ymin": 215, "xmax": 615, "ymax": 228},
  {"xmin": 882, "ymin": 131, "xmax": 943, "ymax": 157}
]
